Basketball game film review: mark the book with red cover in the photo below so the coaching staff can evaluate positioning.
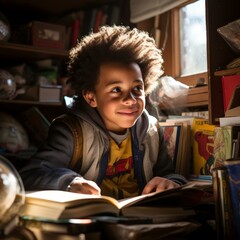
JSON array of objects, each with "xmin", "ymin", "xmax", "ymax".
[
  {"xmin": 221, "ymin": 75, "xmax": 240, "ymax": 112},
  {"xmin": 93, "ymin": 9, "xmax": 103, "ymax": 33},
  {"xmin": 71, "ymin": 19, "xmax": 80, "ymax": 47},
  {"xmin": 225, "ymin": 84, "xmax": 240, "ymax": 117}
]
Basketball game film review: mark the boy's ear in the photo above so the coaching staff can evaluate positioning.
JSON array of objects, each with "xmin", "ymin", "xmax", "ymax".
[{"xmin": 82, "ymin": 91, "xmax": 97, "ymax": 107}]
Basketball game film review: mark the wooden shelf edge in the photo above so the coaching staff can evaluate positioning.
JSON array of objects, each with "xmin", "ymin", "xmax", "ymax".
[
  {"xmin": 0, "ymin": 42, "xmax": 69, "ymax": 57},
  {"xmin": 214, "ymin": 67, "xmax": 240, "ymax": 76},
  {"xmin": 159, "ymin": 101, "xmax": 208, "ymax": 110},
  {"xmin": 0, "ymin": 99, "xmax": 64, "ymax": 106}
]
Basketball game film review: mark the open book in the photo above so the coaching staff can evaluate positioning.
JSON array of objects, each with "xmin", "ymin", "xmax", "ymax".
[{"xmin": 20, "ymin": 182, "xmax": 212, "ymax": 222}]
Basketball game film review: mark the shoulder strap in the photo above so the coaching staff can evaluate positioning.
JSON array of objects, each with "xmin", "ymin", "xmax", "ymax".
[
  {"xmin": 52, "ymin": 114, "xmax": 83, "ymax": 171},
  {"xmin": 155, "ymin": 121, "xmax": 163, "ymax": 138}
]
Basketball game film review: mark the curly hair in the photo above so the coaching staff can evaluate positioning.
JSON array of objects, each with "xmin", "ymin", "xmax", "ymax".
[{"xmin": 67, "ymin": 25, "xmax": 163, "ymax": 96}]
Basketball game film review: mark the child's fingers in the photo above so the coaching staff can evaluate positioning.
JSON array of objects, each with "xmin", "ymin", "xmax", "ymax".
[{"xmin": 68, "ymin": 178, "xmax": 101, "ymax": 195}]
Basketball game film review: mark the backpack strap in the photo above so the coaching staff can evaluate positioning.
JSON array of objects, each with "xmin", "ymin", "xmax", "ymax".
[
  {"xmin": 52, "ymin": 114, "xmax": 83, "ymax": 172},
  {"xmin": 155, "ymin": 121, "xmax": 163, "ymax": 139}
]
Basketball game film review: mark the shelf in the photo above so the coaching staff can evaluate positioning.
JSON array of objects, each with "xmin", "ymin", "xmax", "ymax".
[
  {"xmin": 0, "ymin": 99, "xmax": 64, "ymax": 106},
  {"xmin": 214, "ymin": 67, "xmax": 240, "ymax": 76},
  {"xmin": 0, "ymin": 99, "xmax": 66, "ymax": 121},
  {"xmin": 0, "ymin": 42, "xmax": 69, "ymax": 63},
  {"xmin": 159, "ymin": 86, "xmax": 209, "ymax": 110}
]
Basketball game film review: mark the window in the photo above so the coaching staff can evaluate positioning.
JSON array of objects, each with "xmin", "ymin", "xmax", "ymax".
[
  {"xmin": 179, "ymin": 0, "xmax": 207, "ymax": 76},
  {"xmin": 133, "ymin": 0, "xmax": 208, "ymax": 86},
  {"xmin": 169, "ymin": 0, "xmax": 208, "ymax": 86}
]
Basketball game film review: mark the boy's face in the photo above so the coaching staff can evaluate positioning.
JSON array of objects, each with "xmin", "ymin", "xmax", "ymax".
[{"xmin": 84, "ymin": 62, "xmax": 145, "ymax": 134}]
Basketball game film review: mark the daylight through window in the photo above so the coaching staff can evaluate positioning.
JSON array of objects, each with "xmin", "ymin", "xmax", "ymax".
[{"xmin": 179, "ymin": 0, "xmax": 207, "ymax": 76}]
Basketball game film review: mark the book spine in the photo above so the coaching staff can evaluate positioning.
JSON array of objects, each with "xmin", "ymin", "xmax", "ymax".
[
  {"xmin": 212, "ymin": 169, "xmax": 222, "ymax": 239},
  {"xmin": 71, "ymin": 18, "xmax": 80, "ymax": 47},
  {"xmin": 224, "ymin": 162, "xmax": 240, "ymax": 239},
  {"xmin": 213, "ymin": 127, "xmax": 226, "ymax": 168},
  {"xmin": 233, "ymin": 132, "xmax": 240, "ymax": 159},
  {"xmin": 93, "ymin": 9, "xmax": 103, "ymax": 33},
  {"xmin": 218, "ymin": 169, "xmax": 235, "ymax": 239}
]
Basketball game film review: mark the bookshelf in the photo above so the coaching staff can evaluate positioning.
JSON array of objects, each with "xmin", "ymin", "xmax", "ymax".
[
  {"xmin": 0, "ymin": 0, "xmax": 131, "ymax": 173},
  {"xmin": 206, "ymin": 0, "xmax": 240, "ymax": 124},
  {"xmin": 0, "ymin": 0, "xmax": 130, "ymax": 120},
  {"xmin": 0, "ymin": 0, "xmax": 130, "ymax": 167}
]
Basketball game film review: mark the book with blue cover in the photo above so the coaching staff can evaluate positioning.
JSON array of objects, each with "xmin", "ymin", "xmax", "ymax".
[{"xmin": 224, "ymin": 160, "xmax": 240, "ymax": 239}]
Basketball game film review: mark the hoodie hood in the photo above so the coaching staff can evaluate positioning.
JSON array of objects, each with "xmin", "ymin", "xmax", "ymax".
[
  {"xmin": 66, "ymin": 97, "xmax": 109, "ymax": 136},
  {"xmin": 66, "ymin": 97, "xmax": 155, "ymax": 148}
]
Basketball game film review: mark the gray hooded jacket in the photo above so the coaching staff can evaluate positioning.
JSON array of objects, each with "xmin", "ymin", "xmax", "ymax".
[{"xmin": 20, "ymin": 98, "xmax": 187, "ymax": 193}]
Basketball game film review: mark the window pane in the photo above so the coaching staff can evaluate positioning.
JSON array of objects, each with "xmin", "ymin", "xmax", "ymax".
[{"xmin": 180, "ymin": 0, "xmax": 207, "ymax": 76}]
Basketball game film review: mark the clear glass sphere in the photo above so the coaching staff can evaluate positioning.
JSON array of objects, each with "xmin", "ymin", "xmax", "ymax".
[
  {"xmin": 0, "ymin": 155, "xmax": 25, "ymax": 229},
  {"xmin": 0, "ymin": 112, "xmax": 29, "ymax": 153},
  {"xmin": 0, "ymin": 69, "xmax": 16, "ymax": 99},
  {"xmin": 0, "ymin": 12, "xmax": 11, "ymax": 41}
]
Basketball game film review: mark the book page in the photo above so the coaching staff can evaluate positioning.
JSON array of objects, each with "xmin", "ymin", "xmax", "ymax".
[{"xmin": 25, "ymin": 190, "xmax": 119, "ymax": 208}]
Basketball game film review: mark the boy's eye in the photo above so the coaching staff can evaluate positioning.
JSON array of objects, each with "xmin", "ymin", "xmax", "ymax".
[
  {"xmin": 112, "ymin": 87, "xmax": 121, "ymax": 93},
  {"xmin": 133, "ymin": 85, "xmax": 143, "ymax": 92}
]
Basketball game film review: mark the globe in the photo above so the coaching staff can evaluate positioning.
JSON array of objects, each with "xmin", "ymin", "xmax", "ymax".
[
  {"xmin": 0, "ymin": 12, "xmax": 11, "ymax": 41},
  {"xmin": 0, "ymin": 112, "xmax": 29, "ymax": 153},
  {"xmin": 0, "ymin": 69, "xmax": 16, "ymax": 99},
  {"xmin": 0, "ymin": 155, "xmax": 25, "ymax": 230}
]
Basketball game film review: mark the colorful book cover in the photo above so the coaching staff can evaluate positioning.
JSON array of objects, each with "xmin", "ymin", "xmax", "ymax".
[
  {"xmin": 160, "ymin": 121, "xmax": 191, "ymax": 177},
  {"xmin": 161, "ymin": 125, "xmax": 181, "ymax": 169},
  {"xmin": 193, "ymin": 121, "xmax": 216, "ymax": 175},
  {"xmin": 213, "ymin": 126, "xmax": 232, "ymax": 168},
  {"xmin": 224, "ymin": 161, "xmax": 240, "ymax": 239}
]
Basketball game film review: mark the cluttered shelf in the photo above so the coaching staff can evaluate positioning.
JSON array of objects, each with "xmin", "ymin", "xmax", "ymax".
[{"xmin": 158, "ymin": 86, "xmax": 209, "ymax": 110}]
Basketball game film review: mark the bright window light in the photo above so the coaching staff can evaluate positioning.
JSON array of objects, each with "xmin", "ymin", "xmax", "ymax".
[{"xmin": 179, "ymin": 0, "xmax": 207, "ymax": 76}]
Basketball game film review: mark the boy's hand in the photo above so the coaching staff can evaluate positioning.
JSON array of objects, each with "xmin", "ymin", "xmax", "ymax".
[
  {"xmin": 67, "ymin": 177, "xmax": 101, "ymax": 195},
  {"xmin": 141, "ymin": 177, "xmax": 179, "ymax": 195}
]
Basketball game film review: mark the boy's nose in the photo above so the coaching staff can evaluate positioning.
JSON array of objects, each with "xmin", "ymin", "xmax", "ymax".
[{"xmin": 123, "ymin": 92, "xmax": 137, "ymax": 104}]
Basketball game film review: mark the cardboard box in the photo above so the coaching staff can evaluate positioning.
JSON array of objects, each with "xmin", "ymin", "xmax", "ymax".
[
  {"xmin": 39, "ymin": 85, "xmax": 62, "ymax": 102},
  {"xmin": 16, "ymin": 85, "xmax": 62, "ymax": 102},
  {"xmin": 31, "ymin": 21, "xmax": 66, "ymax": 49}
]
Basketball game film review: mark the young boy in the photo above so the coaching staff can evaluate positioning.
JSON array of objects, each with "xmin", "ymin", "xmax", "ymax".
[{"xmin": 20, "ymin": 26, "xmax": 186, "ymax": 199}]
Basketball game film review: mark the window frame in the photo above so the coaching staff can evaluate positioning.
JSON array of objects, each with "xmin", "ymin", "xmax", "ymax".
[{"xmin": 164, "ymin": 0, "xmax": 208, "ymax": 87}]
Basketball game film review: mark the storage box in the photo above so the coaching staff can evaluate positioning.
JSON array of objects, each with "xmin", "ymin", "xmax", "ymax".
[
  {"xmin": 39, "ymin": 85, "xmax": 62, "ymax": 102},
  {"xmin": 16, "ymin": 85, "xmax": 62, "ymax": 102},
  {"xmin": 31, "ymin": 21, "xmax": 66, "ymax": 49}
]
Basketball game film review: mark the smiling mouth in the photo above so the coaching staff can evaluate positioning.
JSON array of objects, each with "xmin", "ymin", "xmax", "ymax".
[{"xmin": 118, "ymin": 109, "xmax": 139, "ymax": 115}]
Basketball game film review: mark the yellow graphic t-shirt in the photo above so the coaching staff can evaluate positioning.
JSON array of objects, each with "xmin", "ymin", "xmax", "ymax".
[{"xmin": 100, "ymin": 133, "xmax": 138, "ymax": 199}]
